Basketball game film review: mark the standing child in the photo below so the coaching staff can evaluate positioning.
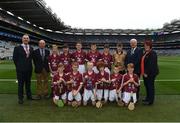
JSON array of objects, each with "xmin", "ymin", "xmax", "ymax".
[
  {"xmin": 101, "ymin": 44, "xmax": 113, "ymax": 75},
  {"xmin": 48, "ymin": 44, "xmax": 60, "ymax": 98},
  {"xmin": 71, "ymin": 42, "xmax": 86, "ymax": 74},
  {"xmin": 113, "ymin": 43, "xmax": 126, "ymax": 74},
  {"xmin": 48, "ymin": 44, "xmax": 60, "ymax": 76},
  {"xmin": 86, "ymin": 43, "xmax": 101, "ymax": 73},
  {"xmin": 59, "ymin": 44, "xmax": 72, "ymax": 73}
]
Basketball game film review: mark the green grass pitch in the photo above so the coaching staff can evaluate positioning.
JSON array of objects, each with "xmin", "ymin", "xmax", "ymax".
[{"xmin": 0, "ymin": 56, "xmax": 180, "ymax": 122}]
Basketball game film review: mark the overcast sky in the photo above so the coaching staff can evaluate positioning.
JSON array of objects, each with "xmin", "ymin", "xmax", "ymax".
[{"xmin": 44, "ymin": 0, "xmax": 180, "ymax": 29}]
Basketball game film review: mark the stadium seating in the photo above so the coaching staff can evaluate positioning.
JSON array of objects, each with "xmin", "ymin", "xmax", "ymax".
[{"xmin": 0, "ymin": 5, "xmax": 180, "ymax": 57}]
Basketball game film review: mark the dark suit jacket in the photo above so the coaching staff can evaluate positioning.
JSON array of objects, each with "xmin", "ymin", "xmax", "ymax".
[
  {"xmin": 32, "ymin": 48, "xmax": 50, "ymax": 73},
  {"xmin": 144, "ymin": 50, "xmax": 159, "ymax": 77},
  {"xmin": 13, "ymin": 45, "xmax": 33, "ymax": 72},
  {"xmin": 125, "ymin": 47, "xmax": 143, "ymax": 76}
]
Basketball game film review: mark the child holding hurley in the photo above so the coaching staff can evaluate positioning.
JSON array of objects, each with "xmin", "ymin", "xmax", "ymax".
[{"xmin": 52, "ymin": 63, "xmax": 69, "ymax": 106}]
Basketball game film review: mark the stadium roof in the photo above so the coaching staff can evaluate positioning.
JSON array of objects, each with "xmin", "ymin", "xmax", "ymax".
[
  {"xmin": 62, "ymin": 28, "xmax": 160, "ymax": 35},
  {"xmin": 0, "ymin": 0, "xmax": 180, "ymax": 35},
  {"xmin": 163, "ymin": 19, "xmax": 180, "ymax": 33},
  {"xmin": 0, "ymin": 0, "xmax": 69, "ymax": 31}
]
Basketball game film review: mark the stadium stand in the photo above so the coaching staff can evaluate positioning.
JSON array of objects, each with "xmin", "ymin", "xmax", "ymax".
[{"xmin": 0, "ymin": 0, "xmax": 180, "ymax": 58}]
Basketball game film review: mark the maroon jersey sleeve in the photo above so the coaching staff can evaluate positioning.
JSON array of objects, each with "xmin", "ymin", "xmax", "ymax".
[
  {"xmin": 96, "ymin": 73, "xmax": 103, "ymax": 89},
  {"xmin": 98, "ymin": 52, "xmax": 102, "ymax": 61},
  {"xmin": 117, "ymin": 74, "xmax": 123, "ymax": 89},
  {"xmin": 48, "ymin": 55, "xmax": 60, "ymax": 72},
  {"xmin": 52, "ymin": 73, "xmax": 67, "ymax": 96},
  {"xmin": 79, "ymin": 73, "xmax": 83, "ymax": 84},
  {"xmin": 86, "ymin": 51, "xmax": 90, "ymax": 62},
  {"xmin": 48, "ymin": 55, "xmax": 51, "ymax": 63},
  {"xmin": 83, "ymin": 51, "xmax": 87, "ymax": 63},
  {"xmin": 96, "ymin": 72, "xmax": 110, "ymax": 89},
  {"xmin": 109, "ymin": 74, "xmax": 122, "ymax": 90},
  {"xmin": 122, "ymin": 74, "xmax": 139, "ymax": 93},
  {"xmin": 109, "ymin": 74, "xmax": 115, "ymax": 90},
  {"xmin": 52, "ymin": 74, "xmax": 58, "ymax": 82},
  {"xmin": 72, "ymin": 51, "xmax": 86, "ymax": 64},
  {"xmin": 101, "ymin": 53, "xmax": 113, "ymax": 68},
  {"xmin": 71, "ymin": 52, "xmax": 76, "ymax": 61},
  {"xmin": 69, "ymin": 72, "xmax": 83, "ymax": 91},
  {"xmin": 103, "ymin": 72, "xmax": 110, "ymax": 89}
]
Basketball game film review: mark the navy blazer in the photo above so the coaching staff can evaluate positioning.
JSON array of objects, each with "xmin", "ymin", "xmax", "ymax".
[
  {"xmin": 32, "ymin": 48, "xmax": 50, "ymax": 73},
  {"xmin": 144, "ymin": 50, "xmax": 159, "ymax": 77},
  {"xmin": 125, "ymin": 47, "xmax": 143, "ymax": 75},
  {"xmin": 13, "ymin": 45, "xmax": 33, "ymax": 72}
]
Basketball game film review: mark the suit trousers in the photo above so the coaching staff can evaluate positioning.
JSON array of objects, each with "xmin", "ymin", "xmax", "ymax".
[
  {"xmin": 143, "ymin": 76, "xmax": 156, "ymax": 104},
  {"xmin": 17, "ymin": 70, "xmax": 32, "ymax": 100},
  {"xmin": 36, "ymin": 68, "xmax": 49, "ymax": 96}
]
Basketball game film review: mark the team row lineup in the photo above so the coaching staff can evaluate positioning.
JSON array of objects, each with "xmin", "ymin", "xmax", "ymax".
[
  {"xmin": 48, "ymin": 42, "xmax": 128, "ymax": 75},
  {"xmin": 51, "ymin": 61, "xmax": 139, "ymax": 110},
  {"xmin": 48, "ymin": 42, "xmax": 139, "ymax": 110},
  {"xmin": 13, "ymin": 34, "xmax": 159, "ymax": 110}
]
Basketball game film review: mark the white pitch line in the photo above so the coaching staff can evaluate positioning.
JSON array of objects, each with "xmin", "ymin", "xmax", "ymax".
[
  {"xmin": 154, "ymin": 79, "xmax": 180, "ymax": 82},
  {"xmin": 0, "ymin": 79, "xmax": 47, "ymax": 82},
  {"xmin": 0, "ymin": 79, "xmax": 180, "ymax": 82}
]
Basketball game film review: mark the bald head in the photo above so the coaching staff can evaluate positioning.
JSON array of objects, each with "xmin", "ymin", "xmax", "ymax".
[
  {"xmin": 130, "ymin": 39, "xmax": 137, "ymax": 48},
  {"xmin": 39, "ymin": 40, "xmax": 46, "ymax": 49}
]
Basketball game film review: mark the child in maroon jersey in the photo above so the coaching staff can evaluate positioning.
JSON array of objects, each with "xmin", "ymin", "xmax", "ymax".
[
  {"xmin": 48, "ymin": 45, "xmax": 61, "ymax": 98},
  {"xmin": 101, "ymin": 44, "xmax": 113, "ymax": 75},
  {"xmin": 59, "ymin": 44, "xmax": 72, "ymax": 73},
  {"xmin": 109, "ymin": 65, "xmax": 123, "ymax": 103},
  {"xmin": 86, "ymin": 43, "xmax": 101, "ymax": 73},
  {"xmin": 52, "ymin": 63, "xmax": 69, "ymax": 105},
  {"xmin": 67, "ymin": 62, "xmax": 83, "ymax": 106},
  {"xmin": 71, "ymin": 42, "xmax": 86, "ymax": 74},
  {"xmin": 95, "ymin": 61, "xmax": 110, "ymax": 103},
  {"xmin": 83, "ymin": 61, "xmax": 97, "ymax": 106},
  {"xmin": 48, "ymin": 44, "xmax": 60, "ymax": 77},
  {"xmin": 122, "ymin": 63, "xmax": 140, "ymax": 106}
]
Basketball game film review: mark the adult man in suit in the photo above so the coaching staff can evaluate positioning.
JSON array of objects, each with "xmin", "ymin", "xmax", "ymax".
[
  {"xmin": 125, "ymin": 38, "xmax": 143, "ymax": 100},
  {"xmin": 33, "ymin": 40, "xmax": 50, "ymax": 99},
  {"xmin": 13, "ymin": 34, "xmax": 34, "ymax": 104}
]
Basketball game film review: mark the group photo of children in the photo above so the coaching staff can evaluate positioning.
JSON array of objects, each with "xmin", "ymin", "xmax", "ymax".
[
  {"xmin": 13, "ymin": 34, "xmax": 159, "ymax": 111},
  {"xmin": 47, "ymin": 38, "xmax": 159, "ymax": 110}
]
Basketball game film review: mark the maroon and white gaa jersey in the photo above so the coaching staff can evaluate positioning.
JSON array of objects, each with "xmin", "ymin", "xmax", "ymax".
[
  {"xmin": 86, "ymin": 51, "xmax": 101, "ymax": 66},
  {"xmin": 48, "ymin": 54, "xmax": 61, "ymax": 72},
  {"xmin": 59, "ymin": 52, "xmax": 72, "ymax": 73},
  {"xmin": 96, "ymin": 71, "xmax": 110, "ymax": 89},
  {"xmin": 122, "ymin": 73, "xmax": 139, "ymax": 93},
  {"xmin": 67, "ymin": 72, "xmax": 83, "ymax": 91},
  {"xmin": 101, "ymin": 53, "xmax": 113, "ymax": 68},
  {"xmin": 72, "ymin": 50, "xmax": 86, "ymax": 65},
  {"xmin": 52, "ymin": 73, "xmax": 70, "ymax": 96},
  {"xmin": 83, "ymin": 71, "xmax": 97, "ymax": 90},
  {"xmin": 109, "ymin": 73, "xmax": 123, "ymax": 90}
]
